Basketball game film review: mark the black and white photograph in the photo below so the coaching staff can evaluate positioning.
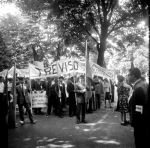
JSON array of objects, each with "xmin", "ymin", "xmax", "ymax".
[{"xmin": 0, "ymin": 0, "xmax": 149, "ymax": 148}]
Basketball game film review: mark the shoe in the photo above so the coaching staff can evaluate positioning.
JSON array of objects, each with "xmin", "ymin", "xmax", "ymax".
[
  {"xmin": 15, "ymin": 123, "xmax": 19, "ymax": 128},
  {"xmin": 121, "ymin": 122, "xmax": 127, "ymax": 126},
  {"xmin": 30, "ymin": 120, "xmax": 36, "ymax": 124},
  {"xmin": 59, "ymin": 115, "xmax": 64, "ymax": 118},
  {"xmin": 20, "ymin": 120, "xmax": 25, "ymax": 125},
  {"xmin": 81, "ymin": 120, "xmax": 87, "ymax": 123},
  {"xmin": 76, "ymin": 120, "xmax": 80, "ymax": 124},
  {"xmin": 124, "ymin": 120, "xmax": 130, "ymax": 125}
]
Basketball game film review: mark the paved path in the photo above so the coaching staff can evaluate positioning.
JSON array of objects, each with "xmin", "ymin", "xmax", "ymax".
[{"xmin": 8, "ymin": 102, "xmax": 135, "ymax": 148}]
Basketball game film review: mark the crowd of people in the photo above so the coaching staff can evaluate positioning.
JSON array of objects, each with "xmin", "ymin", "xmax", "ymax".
[
  {"xmin": 30, "ymin": 75, "xmax": 112, "ymax": 123},
  {"xmin": 0, "ymin": 67, "xmax": 149, "ymax": 148}
]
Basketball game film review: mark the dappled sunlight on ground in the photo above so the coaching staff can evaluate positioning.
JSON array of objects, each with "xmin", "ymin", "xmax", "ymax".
[
  {"xmin": 23, "ymin": 137, "xmax": 32, "ymax": 141},
  {"xmin": 35, "ymin": 137, "xmax": 75, "ymax": 148},
  {"xmin": 94, "ymin": 139, "xmax": 120, "ymax": 145},
  {"xmin": 46, "ymin": 143, "xmax": 75, "ymax": 148},
  {"xmin": 74, "ymin": 112, "xmax": 118, "ymax": 132},
  {"xmin": 9, "ymin": 105, "xmax": 135, "ymax": 148},
  {"xmin": 88, "ymin": 137, "xmax": 97, "ymax": 140}
]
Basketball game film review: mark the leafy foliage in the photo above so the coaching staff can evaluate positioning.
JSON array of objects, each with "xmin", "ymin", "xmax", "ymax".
[
  {"xmin": 0, "ymin": 32, "xmax": 12, "ymax": 71},
  {"xmin": 0, "ymin": 0, "xmax": 148, "ymax": 76}
]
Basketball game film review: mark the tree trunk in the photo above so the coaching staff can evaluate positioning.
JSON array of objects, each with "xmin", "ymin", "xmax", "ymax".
[
  {"xmin": 97, "ymin": 25, "xmax": 108, "ymax": 67},
  {"xmin": 130, "ymin": 53, "xmax": 134, "ymax": 69},
  {"xmin": 131, "ymin": 61, "xmax": 134, "ymax": 69},
  {"xmin": 97, "ymin": 43, "xmax": 105, "ymax": 67}
]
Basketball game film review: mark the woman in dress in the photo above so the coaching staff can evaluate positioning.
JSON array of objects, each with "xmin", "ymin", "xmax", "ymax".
[{"xmin": 117, "ymin": 75, "xmax": 132, "ymax": 126}]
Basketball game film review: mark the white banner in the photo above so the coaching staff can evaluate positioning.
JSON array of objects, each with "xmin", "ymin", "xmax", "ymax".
[
  {"xmin": 90, "ymin": 62, "xmax": 114, "ymax": 79},
  {"xmin": 31, "ymin": 91, "xmax": 48, "ymax": 108},
  {"xmin": 44, "ymin": 59, "xmax": 85, "ymax": 77},
  {"xmin": 44, "ymin": 58, "xmax": 114, "ymax": 79}
]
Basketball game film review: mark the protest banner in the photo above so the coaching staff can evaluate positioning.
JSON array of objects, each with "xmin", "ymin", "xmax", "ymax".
[
  {"xmin": 90, "ymin": 62, "xmax": 114, "ymax": 79},
  {"xmin": 44, "ymin": 58, "xmax": 114, "ymax": 80},
  {"xmin": 31, "ymin": 91, "xmax": 48, "ymax": 108},
  {"xmin": 44, "ymin": 59, "xmax": 85, "ymax": 77}
]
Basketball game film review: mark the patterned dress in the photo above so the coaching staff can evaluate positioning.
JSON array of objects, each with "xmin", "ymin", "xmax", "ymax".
[{"xmin": 118, "ymin": 85, "xmax": 130, "ymax": 113}]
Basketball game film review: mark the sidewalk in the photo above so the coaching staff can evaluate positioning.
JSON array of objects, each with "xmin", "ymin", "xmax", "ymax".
[{"xmin": 8, "ymin": 100, "xmax": 135, "ymax": 148}]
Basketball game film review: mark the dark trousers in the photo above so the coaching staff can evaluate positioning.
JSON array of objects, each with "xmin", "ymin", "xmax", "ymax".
[
  {"xmin": 0, "ymin": 93, "xmax": 8, "ymax": 128},
  {"xmin": 55, "ymin": 97, "xmax": 63, "ymax": 116},
  {"xmin": 18, "ymin": 101, "xmax": 33, "ymax": 122},
  {"xmin": 68, "ymin": 94, "xmax": 76, "ymax": 116},
  {"xmin": 47, "ymin": 96, "xmax": 53, "ymax": 115},
  {"xmin": 88, "ymin": 98, "xmax": 93, "ymax": 112},
  {"xmin": 95, "ymin": 94, "xmax": 101, "ymax": 109},
  {"xmin": 76, "ymin": 103, "xmax": 85, "ymax": 121},
  {"xmin": 34, "ymin": 108, "xmax": 42, "ymax": 114},
  {"xmin": 134, "ymin": 125, "xmax": 147, "ymax": 148},
  {"xmin": 51, "ymin": 94, "xmax": 57, "ymax": 114}
]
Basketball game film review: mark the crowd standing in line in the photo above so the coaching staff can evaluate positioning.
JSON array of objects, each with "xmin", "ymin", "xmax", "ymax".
[{"xmin": 1, "ymin": 66, "xmax": 148, "ymax": 148}]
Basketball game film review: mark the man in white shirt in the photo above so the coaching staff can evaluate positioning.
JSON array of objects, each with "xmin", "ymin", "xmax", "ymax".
[{"xmin": 0, "ymin": 76, "xmax": 4, "ymax": 94}]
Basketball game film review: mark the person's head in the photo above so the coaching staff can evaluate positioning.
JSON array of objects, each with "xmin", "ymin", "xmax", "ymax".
[
  {"xmin": 94, "ymin": 77, "xmax": 99, "ymax": 84},
  {"xmin": 80, "ymin": 75, "xmax": 85, "ymax": 85},
  {"xmin": 54, "ymin": 78, "xmax": 58, "ymax": 84},
  {"xmin": 98, "ymin": 76, "xmax": 103, "ymax": 81},
  {"xmin": 68, "ymin": 77, "xmax": 74, "ymax": 83},
  {"xmin": 117, "ymin": 75, "xmax": 125, "ymax": 83},
  {"xmin": 104, "ymin": 78, "xmax": 108, "ymax": 83},
  {"xmin": 18, "ymin": 77, "xmax": 24, "ymax": 84},
  {"xmin": 75, "ymin": 75, "xmax": 84, "ymax": 84},
  {"xmin": 59, "ymin": 76, "xmax": 64, "ymax": 83},
  {"xmin": 128, "ymin": 68, "xmax": 141, "ymax": 84},
  {"xmin": 70, "ymin": 77, "xmax": 74, "ymax": 82}
]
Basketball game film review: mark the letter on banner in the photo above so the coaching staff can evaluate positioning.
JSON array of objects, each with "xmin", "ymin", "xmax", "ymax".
[
  {"xmin": 68, "ymin": 61, "xmax": 73, "ymax": 71},
  {"xmin": 74, "ymin": 60, "xmax": 78, "ymax": 70},
  {"xmin": 52, "ymin": 63, "xmax": 57, "ymax": 74}
]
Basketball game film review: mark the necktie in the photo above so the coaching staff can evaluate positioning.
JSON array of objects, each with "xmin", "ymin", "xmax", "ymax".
[{"xmin": 22, "ymin": 84, "xmax": 25, "ymax": 96}]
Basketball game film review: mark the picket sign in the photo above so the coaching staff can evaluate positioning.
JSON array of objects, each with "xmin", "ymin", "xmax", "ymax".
[{"xmin": 31, "ymin": 91, "xmax": 48, "ymax": 108}]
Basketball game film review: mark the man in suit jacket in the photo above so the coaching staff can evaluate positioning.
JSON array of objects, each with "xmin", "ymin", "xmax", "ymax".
[
  {"xmin": 55, "ymin": 76, "xmax": 66, "ymax": 117},
  {"xmin": 74, "ymin": 76, "xmax": 87, "ymax": 124},
  {"xmin": 128, "ymin": 68, "xmax": 148, "ymax": 148},
  {"xmin": 67, "ymin": 77, "xmax": 76, "ymax": 117},
  {"xmin": 16, "ymin": 77, "xmax": 36, "ymax": 125}
]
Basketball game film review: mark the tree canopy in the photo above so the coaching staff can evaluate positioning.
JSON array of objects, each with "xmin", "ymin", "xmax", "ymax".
[{"xmin": 0, "ymin": 0, "xmax": 149, "ymax": 76}]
